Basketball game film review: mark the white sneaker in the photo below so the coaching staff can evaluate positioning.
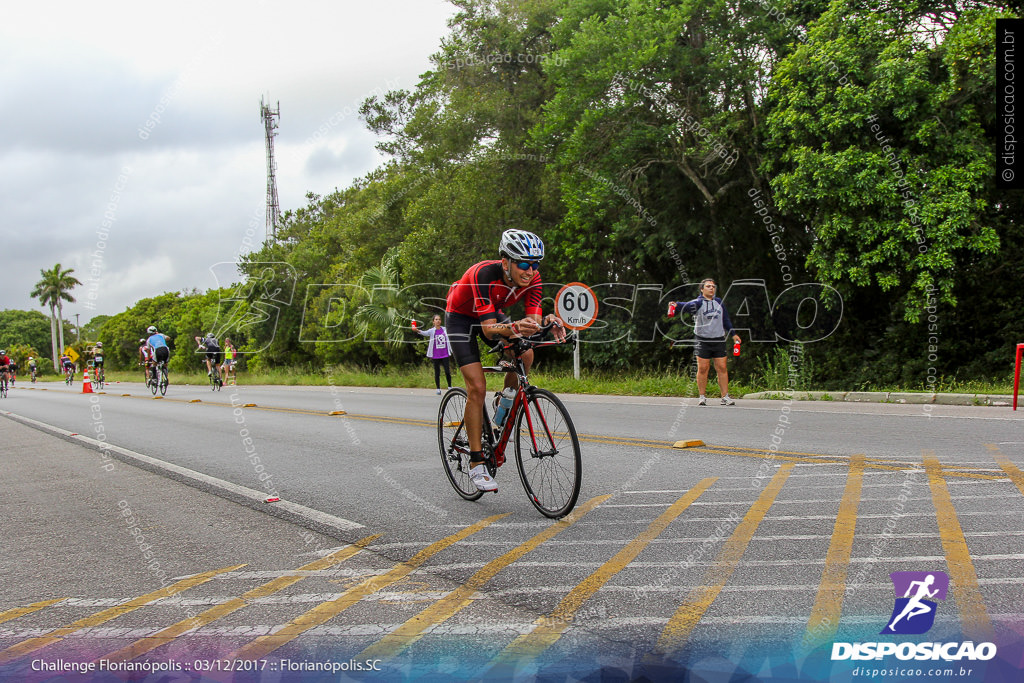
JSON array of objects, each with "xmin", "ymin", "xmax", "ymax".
[
  {"xmin": 469, "ymin": 464, "xmax": 497, "ymax": 492},
  {"xmin": 721, "ymin": 396, "xmax": 735, "ymax": 406},
  {"xmin": 436, "ymin": 388, "xmax": 442, "ymax": 395},
  {"xmin": 698, "ymin": 396, "xmax": 707, "ymax": 406}
]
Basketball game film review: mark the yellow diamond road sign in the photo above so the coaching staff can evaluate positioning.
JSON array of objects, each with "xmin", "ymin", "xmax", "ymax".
[{"xmin": 64, "ymin": 347, "xmax": 79, "ymax": 363}]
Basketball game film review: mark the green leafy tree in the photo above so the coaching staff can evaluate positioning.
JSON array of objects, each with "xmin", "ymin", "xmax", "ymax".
[
  {"xmin": 762, "ymin": 2, "xmax": 1005, "ymax": 321},
  {"xmin": 0, "ymin": 310, "xmax": 56, "ymax": 356},
  {"xmin": 352, "ymin": 253, "xmax": 419, "ymax": 365}
]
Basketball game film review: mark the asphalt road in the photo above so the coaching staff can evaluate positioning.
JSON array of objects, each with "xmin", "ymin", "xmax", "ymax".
[{"xmin": 1, "ymin": 380, "xmax": 1023, "ymax": 682}]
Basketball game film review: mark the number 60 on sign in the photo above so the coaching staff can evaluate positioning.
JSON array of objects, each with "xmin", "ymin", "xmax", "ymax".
[{"xmin": 555, "ymin": 283, "xmax": 599, "ymax": 330}]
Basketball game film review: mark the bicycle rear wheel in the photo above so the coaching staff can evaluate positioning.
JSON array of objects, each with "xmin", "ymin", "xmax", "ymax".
[
  {"xmin": 438, "ymin": 387, "xmax": 483, "ymax": 501},
  {"xmin": 514, "ymin": 388, "xmax": 582, "ymax": 518},
  {"xmin": 159, "ymin": 367, "xmax": 168, "ymax": 396}
]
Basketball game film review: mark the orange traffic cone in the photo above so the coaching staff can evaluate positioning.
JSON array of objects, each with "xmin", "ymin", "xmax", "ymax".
[{"xmin": 82, "ymin": 368, "xmax": 93, "ymax": 394}]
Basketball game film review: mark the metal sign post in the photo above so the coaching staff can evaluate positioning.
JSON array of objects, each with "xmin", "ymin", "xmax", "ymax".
[{"xmin": 554, "ymin": 283, "xmax": 599, "ymax": 381}]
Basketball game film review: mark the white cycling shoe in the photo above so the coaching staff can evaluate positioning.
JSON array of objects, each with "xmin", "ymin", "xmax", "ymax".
[{"xmin": 469, "ymin": 464, "xmax": 498, "ymax": 492}]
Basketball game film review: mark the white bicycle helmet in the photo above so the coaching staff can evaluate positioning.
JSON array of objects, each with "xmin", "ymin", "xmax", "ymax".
[
  {"xmin": 499, "ymin": 229, "xmax": 544, "ymax": 261},
  {"xmin": 147, "ymin": 326, "xmax": 157, "ymax": 334}
]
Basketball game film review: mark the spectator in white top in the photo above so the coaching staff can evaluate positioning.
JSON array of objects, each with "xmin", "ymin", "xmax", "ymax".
[{"xmin": 415, "ymin": 314, "xmax": 452, "ymax": 394}]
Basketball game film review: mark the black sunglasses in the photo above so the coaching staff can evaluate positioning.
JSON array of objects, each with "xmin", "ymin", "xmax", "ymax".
[{"xmin": 514, "ymin": 260, "xmax": 541, "ymax": 271}]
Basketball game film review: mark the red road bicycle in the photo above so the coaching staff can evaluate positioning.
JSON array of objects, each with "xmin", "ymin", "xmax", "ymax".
[{"xmin": 438, "ymin": 325, "xmax": 582, "ymax": 518}]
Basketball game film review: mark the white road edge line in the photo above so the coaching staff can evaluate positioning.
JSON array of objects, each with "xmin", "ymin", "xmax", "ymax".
[{"xmin": 0, "ymin": 410, "xmax": 365, "ymax": 535}]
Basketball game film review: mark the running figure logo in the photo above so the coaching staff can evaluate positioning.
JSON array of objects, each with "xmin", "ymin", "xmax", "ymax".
[{"xmin": 881, "ymin": 571, "xmax": 950, "ymax": 635}]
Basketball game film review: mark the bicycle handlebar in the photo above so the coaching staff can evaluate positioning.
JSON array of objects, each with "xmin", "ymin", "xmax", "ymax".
[{"xmin": 491, "ymin": 321, "xmax": 576, "ymax": 355}]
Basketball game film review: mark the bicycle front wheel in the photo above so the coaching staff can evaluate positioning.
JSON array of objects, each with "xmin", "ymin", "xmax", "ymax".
[
  {"xmin": 514, "ymin": 388, "xmax": 582, "ymax": 518},
  {"xmin": 438, "ymin": 387, "xmax": 483, "ymax": 501}
]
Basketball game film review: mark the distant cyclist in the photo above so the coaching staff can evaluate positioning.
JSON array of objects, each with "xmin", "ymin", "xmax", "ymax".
[
  {"xmin": 92, "ymin": 342, "xmax": 105, "ymax": 383},
  {"xmin": 59, "ymin": 352, "xmax": 75, "ymax": 382},
  {"xmin": 8, "ymin": 357, "xmax": 17, "ymax": 385},
  {"xmin": 28, "ymin": 356, "xmax": 38, "ymax": 383},
  {"xmin": 445, "ymin": 229, "xmax": 564, "ymax": 492},
  {"xmin": 0, "ymin": 351, "xmax": 11, "ymax": 388},
  {"xmin": 138, "ymin": 338, "xmax": 154, "ymax": 383},
  {"xmin": 194, "ymin": 333, "xmax": 223, "ymax": 380},
  {"xmin": 146, "ymin": 326, "xmax": 171, "ymax": 382}
]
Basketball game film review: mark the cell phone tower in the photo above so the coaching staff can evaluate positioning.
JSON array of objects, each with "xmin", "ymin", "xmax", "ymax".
[{"xmin": 260, "ymin": 97, "xmax": 282, "ymax": 241}]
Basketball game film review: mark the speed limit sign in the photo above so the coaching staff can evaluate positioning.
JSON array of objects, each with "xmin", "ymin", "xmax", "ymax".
[{"xmin": 555, "ymin": 282, "xmax": 598, "ymax": 330}]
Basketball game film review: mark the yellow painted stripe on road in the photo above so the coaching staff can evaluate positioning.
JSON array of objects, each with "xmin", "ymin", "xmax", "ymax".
[
  {"xmin": 357, "ymin": 496, "xmax": 610, "ymax": 663},
  {"xmin": 988, "ymin": 444, "xmax": 1024, "ymax": 497},
  {"xmin": 0, "ymin": 599, "xmax": 66, "ymax": 626},
  {"xmin": 492, "ymin": 479, "xmax": 718, "ymax": 669},
  {"xmin": 0, "ymin": 565, "xmax": 244, "ymax": 664},
  {"xmin": 924, "ymin": 451, "xmax": 993, "ymax": 641},
  {"xmin": 96, "ymin": 395, "xmax": 1007, "ymax": 480},
  {"xmin": 653, "ymin": 464, "xmax": 795, "ymax": 656},
  {"xmin": 230, "ymin": 514, "xmax": 508, "ymax": 661},
  {"xmin": 98, "ymin": 535, "xmax": 380, "ymax": 664},
  {"xmin": 804, "ymin": 454, "xmax": 864, "ymax": 650}
]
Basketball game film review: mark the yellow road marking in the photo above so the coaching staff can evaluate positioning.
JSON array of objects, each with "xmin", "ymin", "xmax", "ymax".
[
  {"xmin": 357, "ymin": 496, "xmax": 610, "ymax": 663},
  {"xmin": 653, "ymin": 464, "xmax": 795, "ymax": 656},
  {"xmin": 804, "ymin": 454, "xmax": 864, "ymax": 649},
  {"xmin": 491, "ymin": 479, "xmax": 718, "ymax": 669},
  {"xmin": 102, "ymin": 395, "xmax": 1004, "ymax": 480},
  {"xmin": 924, "ymin": 451, "xmax": 993, "ymax": 641},
  {"xmin": 230, "ymin": 514, "xmax": 508, "ymax": 660},
  {"xmin": 988, "ymin": 444, "xmax": 1024, "ymax": 497},
  {"xmin": 0, "ymin": 565, "xmax": 244, "ymax": 664},
  {"xmin": 98, "ymin": 535, "xmax": 380, "ymax": 664},
  {"xmin": 0, "ymin": 599, "xmax": 66, "ymax": 626}
]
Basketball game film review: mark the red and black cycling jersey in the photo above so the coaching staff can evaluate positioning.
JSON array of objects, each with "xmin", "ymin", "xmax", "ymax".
[{"xmin": 446, "ymin": 260, "xmax": 543, "ymax": 321}]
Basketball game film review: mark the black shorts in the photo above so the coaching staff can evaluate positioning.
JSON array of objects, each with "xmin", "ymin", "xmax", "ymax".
[
  {"xmin": 445, "ymin": 311, "xmax": 510, "ymax": 367},
  {"xmin": 206, "ymin": 350, "xmax": 223, "ymax": 364},
  {"xmin": 154, "ymin": 347, "xmax": 170, "ymax": 364},
  {"xmin": 695, "ymin": 337, "xmax": 728, "ymax": 359}
]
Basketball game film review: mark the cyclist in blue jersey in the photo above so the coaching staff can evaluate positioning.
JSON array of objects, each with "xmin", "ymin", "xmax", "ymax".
[{"xmin": 146, "ymin": 326, "xmax": 172, "ymax": 383}]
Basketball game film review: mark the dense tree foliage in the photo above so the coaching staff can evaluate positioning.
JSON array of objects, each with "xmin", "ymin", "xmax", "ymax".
[
  {"xmin": 0, "ymin": 310, "xmax": 63, "ymax": 362},
  {"xmin": 8, "ymin": 1, "xmax": 1015, "ymax": 388},
  {"xmin": 227, "ymin": 0, "xmax": 1019, "ymax": 387}
]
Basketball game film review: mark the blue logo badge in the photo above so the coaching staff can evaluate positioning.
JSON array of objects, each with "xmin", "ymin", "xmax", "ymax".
[{"xmin": 880, "ymin": 571, "xmax": 949, "ymax": 635}]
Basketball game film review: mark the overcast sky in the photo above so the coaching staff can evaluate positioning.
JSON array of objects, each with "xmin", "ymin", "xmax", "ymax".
[{"xmin": 1, "ymin": 0, "xmax": 455, "ymax": 323}]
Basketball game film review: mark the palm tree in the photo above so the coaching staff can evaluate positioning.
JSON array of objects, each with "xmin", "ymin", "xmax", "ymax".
[
  {"xmin": 30, "ymin": 264, "xmax": 82, "ymax": 370},
  {"xmin": 353, "ymin": 253, "xmax": 416, "ymax": 351}
]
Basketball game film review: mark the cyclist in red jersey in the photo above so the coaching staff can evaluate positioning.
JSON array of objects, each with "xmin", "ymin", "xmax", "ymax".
[
  {"xmin": 446, "ymin": 229, "xmax": 564, "ymax": 492},
  {"xmin": 0, "ymin": 351, "xmax": 11, "ymax": 387}
]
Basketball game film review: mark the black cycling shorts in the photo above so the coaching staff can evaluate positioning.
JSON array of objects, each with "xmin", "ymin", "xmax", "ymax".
[
  {"xmin": 205, "ymin": 350, "xmax": 223, "ymax": 364},
  {"xmin": 154, "ymin": 347, "xmax": 170, "ymax": 364},
  {"xmin": 445, "ymin": 311, "xmax": 509, "ymax": 367},
  {"xmin": 695, "ymin": 337, "xmax": 728, "ymax": 359}
]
